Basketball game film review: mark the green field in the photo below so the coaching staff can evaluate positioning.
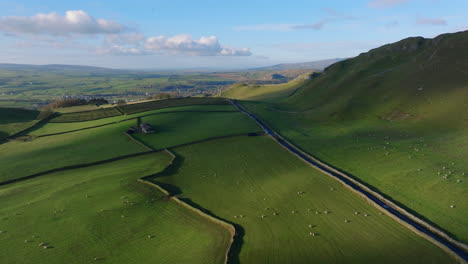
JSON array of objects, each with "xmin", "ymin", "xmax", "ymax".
[
  {"xmin": 0, "ymin": 108, "xmax": 39, "ymax": 139},
  {"xmin": 221, "ymin": 73, "xmax": 311, "ymax": 101},
  {"xmin": 154, "ymin": 136, "xmax": 453, "ymax": 263},
  {"xmin": 29, "ymin": 104, "xmax": 238, "ymax": 136},
  {"xmin": 50, "ymin": 107, "xmax": 122, "ymax": 122},
  {"xmin": 133, "ymin": 111, "xmax": 262, "ymax": 149},
  {"xmin": 0, "ymin": 152, "xmax": 231, "ymax": 264},
  {"xmin": 117, "ymin": 97, "xmax": 230, "ymax": 115},
  {"xmin": 223, "ymin": 31, "xmax": 468, "ymax": 244},
  {"xmin": 0, "ymin": 120, "xmax": 147, "ymax": 183}
]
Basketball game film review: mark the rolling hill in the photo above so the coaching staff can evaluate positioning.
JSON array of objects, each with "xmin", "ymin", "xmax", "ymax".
[
  {"xmin": 250, "ymin": 58, "xmax": 345, "ymax": 71},
  {"xmin": 233, "ymin": 30, "xmax": 468, "ymax": 244}
]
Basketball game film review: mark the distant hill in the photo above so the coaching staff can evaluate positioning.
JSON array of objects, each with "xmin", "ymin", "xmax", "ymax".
[
  {"xmin": 250, "ymin": 58, "xmax": 345, "ymax": 71},
  {"xmin": 0, "ymin": 63, "xmax": 131, "ymax": 75}
]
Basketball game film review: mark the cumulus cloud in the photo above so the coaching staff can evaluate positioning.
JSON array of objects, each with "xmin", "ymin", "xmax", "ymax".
[
  {"xmin": 143, "ymin": 34, "xmax": 251, "ymax": 56},
  {"xmin": 235, "ymin": 21, "xmax": 326, "ymax": 32},
  {"xmin": 369, "ymin": 0, "xmax": 407, "ymax": 8},
  {"xmin": 97, "ymin": 34, "xmax": 251, "ymax": 56},
  {"xmin": 0, "ymin": 10, "xmax": 126, "ymax": 35},
  {"xmin": 1, "ymin": 10, "xmax": 252, "ymax": 57},
  {"xmin": 416, "ymin": 17, "xmax": 447, "ymax": 26}
]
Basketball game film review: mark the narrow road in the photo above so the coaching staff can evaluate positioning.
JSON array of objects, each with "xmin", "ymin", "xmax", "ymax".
[{"xmin": 230, "ymin": 99, "xmax": 468, "ymax": 263}]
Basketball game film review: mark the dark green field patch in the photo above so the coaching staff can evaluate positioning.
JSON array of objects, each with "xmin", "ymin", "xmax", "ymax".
[
  {"xmin": 117, "ymin": 97, "xmax": 230, "ymax": 115},
  {"xmin": 0, "ymin": 120, "xmax": 148, "ymax": 183},
  {"xmin": 50, "ymin": 107, "xmax": 122, "ymax": 123},
  {"xmin": 0, "ymin": 107, "xmax": 40, "ymax": 139},
  {"xmin": 133, "ymin": 111, "xmax": 262, "ymax": 149}
]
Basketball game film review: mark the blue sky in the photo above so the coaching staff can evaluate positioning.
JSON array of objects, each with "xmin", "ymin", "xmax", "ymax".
[{"xmin": 0, "ymin": 0, "xmax": 467, "ymax": 69}]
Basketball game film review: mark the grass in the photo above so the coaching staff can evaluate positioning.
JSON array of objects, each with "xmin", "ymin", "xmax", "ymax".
[
  {"xmin": 154, "ymin": 136, "xmax": 453, "ymax": 263},
  {"xmin": 0, "ymin": 120, "xmax": 147, "ymax": 183},
  {"xmin": 0, "ymin": 107, "xmax": 39, "ymax": 139},
  {"xmin": 230, "ymin": 31, "xmax": 468, "ymax": 243},
  {"xmin": 50, "ymin": 107, "xmax": 122, "ymax": 122},
  {"xmin": 242, "ymin": 103, "xmax": 468, "ymax": 243},
  {"xmin": 221, "ymin": 73, "xmax": 311, "ymax": 101},
  {"xmin": 0, "ymin": 152, "xmax": 231, "ymax": 264},
  {"xmin": 117, "ymin": 97, "xmax": 230, "ymax": 115},
  {"xmin": 133, "ymin": 111, "xmax": 263, "ymax": 149},
  {"xmin": 29, "ymin": 104, "xmax": 239, "ymax": 136}
]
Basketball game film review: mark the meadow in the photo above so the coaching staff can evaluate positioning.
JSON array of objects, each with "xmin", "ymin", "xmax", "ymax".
[
  {"xmin": 154, "ymin": 136, "xmax": 453, "ymax": 263},
  {"xmin": 29, "ymin": 104, "xmax": 238, "ymax": 136},
  {"xmin": 0, "ymin": 107, "xmax": 39, "ymax": 139},
  {"xmin": 0, "ymin": 152, "xmax": 231, "ymax": 264},
  {"xmin": 0, "ymin": 120, "xmax": 147, "ymax": 183},
  {"xmin": 0, "ymin": 95, "xmax": 459, "ymax": 263},
  {"xmin": 241, "ymin": 103, "xmax": 468, "ymax": 244},
  {"xmin": 117, "ymin": 97, "xmax": 230, "ymax": 115},
  {"xmin": 133, "ymin": 111, "xmax": 262, "ymax": 149}
]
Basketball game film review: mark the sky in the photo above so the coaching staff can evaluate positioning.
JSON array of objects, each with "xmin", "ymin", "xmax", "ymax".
[{"xmin": 0, "ymin": 0, "xmax": 467, "ymax": 70}]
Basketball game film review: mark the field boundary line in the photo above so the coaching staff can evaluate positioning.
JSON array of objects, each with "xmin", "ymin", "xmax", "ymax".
[
  {"xmin": 0, "ymin": 151, "xmax": 154, "ymax": 187},
  {"xmin": 35, "ymin": 110, "xmax": 241, "ymax": 137},
  {"xmin": 124, "ymin": 132, "xmax": 154, "ymax": 151},
  {"xmin": 138, "ymin": 149, "xmax": 236, "ymax": 264},
  {"xmin": 1, "ymin": 133, "xmax": 263, "ymax": 186},
  {"xmin": 231, "ymin": 99, "xmax": 468, "ymax": 264}
]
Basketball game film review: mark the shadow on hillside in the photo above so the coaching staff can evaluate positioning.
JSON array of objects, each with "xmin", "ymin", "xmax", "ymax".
[
  {"xmin": 146, "ymin": 152, "xmax": 245, "ymax": 264},
  {"xmin": 180, "ymin": 197, "xmax": 244, "ymax": 264}
]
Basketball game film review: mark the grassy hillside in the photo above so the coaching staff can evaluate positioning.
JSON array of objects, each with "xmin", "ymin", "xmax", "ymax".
[
  {"xmin": 133, "ymin": 111, "xmax": 262, "ymax": 149},
  {"xmin": 0, "ymin": 120, "xmax": 147, "ymax": 183},
  {"xmin": 154, "ymin": 136, "xmax": 453, "ymax": 263},
  {"xmin": 0, "ymin": 108, "xmax": 39, "ymax": 139},
  {"xmin": 0, "ymin": 152, "xmax": 231, "ymax": 264},
  {"xmin": 29, "ymin": 104, "xmax": 238, "ymax": 136},
  {"xmin": 221, "ymin": 73, "xmax": 312, "ymax": 101},
  {"xmin": 237, "ymin": 30, "xmax": 468, "ymax": 243}
]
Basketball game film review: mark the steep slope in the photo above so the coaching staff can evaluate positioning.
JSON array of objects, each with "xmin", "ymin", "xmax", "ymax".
[
  {"xmin": 221, "ymin": 73, "xmax": 314, "ymax": 101},
  {"xmin": 283, "ymin": 31, "xmax": 468, "ymax": 126},
  {"xmin": 239, "ymin": 30, "xmax": 468, "ymax": 243}
]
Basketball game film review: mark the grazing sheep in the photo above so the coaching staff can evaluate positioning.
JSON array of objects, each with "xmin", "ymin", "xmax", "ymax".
[
  {"xmin": 354, "ymin": 211, "xmax": 359, "ymax": 215},
  {"xmin": 233, "ymin": 215, "xmax": 238, "ymax": 218},
  {"xmin": 450, "ymin": 205, "xmax": 455, "ymax": 208},
  {"xmin": 344, "ymin": 220, "xmax": 350, "ymax": 223}
]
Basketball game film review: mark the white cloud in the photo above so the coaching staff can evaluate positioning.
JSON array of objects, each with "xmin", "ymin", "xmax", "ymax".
[
  {"xmin": 143, "ymin": 34, "xmax": 251, "ymax": 56},
  {"xmin": 1, "ymin": 10, "xmax": 252, "ymax": 57},
  {"xmin": 369, "ymin": 0, "xmax": 407, "ymax": 8},
  {"xmin": 416, "ymin": 17, "xmax": 447, "ymax": 26},
  {"xmin": 235, "ymin": 21, "xmax": 326, "ymax": 32},
  {"xmin": 0, "ymin": 10, "xmax": 126, "ymax": 35}
]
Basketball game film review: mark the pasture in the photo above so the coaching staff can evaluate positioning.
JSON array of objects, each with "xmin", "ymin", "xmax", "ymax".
[
  {"xmin": 0, "ymin": 120, "xmax": 147, "ymax": 183},
  {"xmin": 29, "ymin": 104, "xmax": 239, "ymax": 136},
  {"xmin": 117, "ymin": 97, "xmax": 230, "ymax": 115},
  {"xmin": 50, "ymin": 107, "xmax": 123, "ymax": 122},
  {"xmin": 0, "ymin": 107, "xmax": 39, "ymax": 139},
  {"xmin": 154, "ymin": 135, "xmax": 454, "ymax": 263},
  {"xmin": 241, "ymin": 101, "xmax": 468, "ymax": 243},
  {"xmin": 133, "ymin": 111, "xmax": 262, "ymax": 149},
  {"xmin": 0, "ymin": 152, "xmax": 231, "ymax": 264}
]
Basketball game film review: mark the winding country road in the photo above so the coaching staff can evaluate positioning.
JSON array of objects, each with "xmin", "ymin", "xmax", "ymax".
[{"xmin": 230, "ymin": 99, "xmax": 468, "ymax": 263}]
